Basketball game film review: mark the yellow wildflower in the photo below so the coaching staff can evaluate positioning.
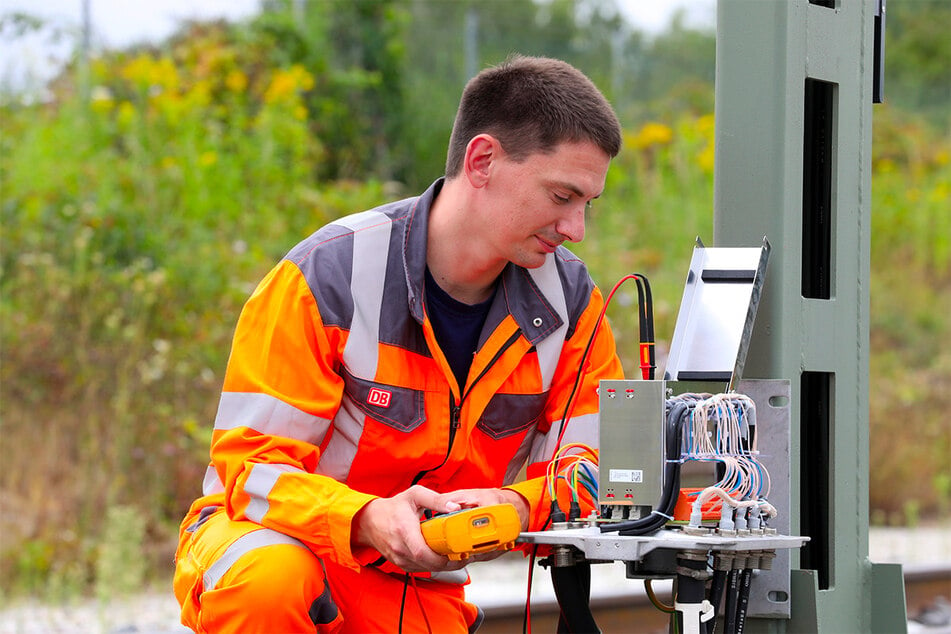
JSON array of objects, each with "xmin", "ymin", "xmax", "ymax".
[
  {"xmin": 630, "ymin": 122, "xmax": 674, "ymax": 150},
  {"xmin": 695, "ymin": 113, "xmax": 715, "ymax": 137},
  {"xmin": 264, "ymin": 70, "xmax": 296, "ymax": 104},
  {"xmin": 696, "ymin": 144, "xmax": 715, "ymax": 174},
  {"xmin": 928, "ymin": 181, "xmax": 948, "ymax": 204},
  {"xmin": 225, "ymin": 69, "xmax": 248, "ymax": 93},
  {"xmin": 876, "ymin": 158, "xmax": 896, "ymax": 174},
  {"xmin": 293, "ymin": 64, "xmax": 315, "ymax": 91},
  {"xmin": 264, "ymin": 64, "xmax": 315, "ymax": 104},
  {"xmin": 117, "ymin": 101, "xmax": 137, "ymax": 129},
  {"xmin": 198, "ymin": 151, "xmax": 218, "ymax": 167},
  {"xmin": 90, "ymin": 86, "xmax": 114, "ymax": 114},
  {"xmin": 121, "ymin": 54, "xmax": 179, "ymax": 93}
]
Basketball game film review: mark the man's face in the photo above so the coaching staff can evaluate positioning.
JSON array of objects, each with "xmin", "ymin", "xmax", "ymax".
[{"xmin": 479, "ymin": 139, "xmax": 611, "ymax": 270}]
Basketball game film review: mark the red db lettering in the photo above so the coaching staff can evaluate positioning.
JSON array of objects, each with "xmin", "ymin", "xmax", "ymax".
[{"xmin": 367, "ymin": 388, "xmax": 391, "ymax": 408}]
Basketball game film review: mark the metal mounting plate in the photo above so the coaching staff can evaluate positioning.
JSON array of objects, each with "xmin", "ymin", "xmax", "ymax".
[{"xmin": 517, "ymin": 527, "xmax": 808, "ymax": 562}]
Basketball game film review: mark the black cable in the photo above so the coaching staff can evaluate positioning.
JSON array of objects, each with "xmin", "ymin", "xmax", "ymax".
[
  {"xmin": 632, "ymin": 274, "xmax": 656, "ymax": 380},
  {"xmin": 397, "ymin": 574, "xmax": 410, "ymax": 634},
  {"xmin": 675, "ymin": 556, "xmax": 709, "ymax": 634},
  {"xmin": 551, "ymin": 562, "xmax": 600, "ymax": 633},
  {"xmin": 553, "ymin": 273, "xmax": 653, "ymax": 454},
  {"xmin": 705, "ymin": 568, "xmax": 728, "ymax": 634},
  {"xmin": 734, "ymin": 568, "xmax": 753, "ymax": 633},
  {"xmin": 522, "ymin": 546, "xmax": 538, "ymax": 634},
  {"xmin": 544, "ymin": 273, "xmax": 655, "ymax": 632},
  {"xmin": 723, "ymin": 569, "xmax": 739, "ymax": 634}
]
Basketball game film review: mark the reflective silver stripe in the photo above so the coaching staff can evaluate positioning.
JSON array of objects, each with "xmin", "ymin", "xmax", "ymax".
[
  {"xmin": 317, "ymin": 211, "xmax": 390, "ymax": 483},
  {"xmin": 528, "ymin": 257, "xmax": 568, "ymax": 390},
  {"xmin": 504, "ymin": 430, "xmax": 535, "ymax": 486},
  {"xmin": 202, "ymin": 465, "xmax": 225, "ymax": 496},
  {"xmin": 429, "ymin": 568, "xmax": 469, "ymax": 585},
  {"xmin": 214, "ymin": 391, "xmax": 333, "ymax": 446},
  {"xmin": 315, "ymin": 396, "xmax": 363, "ymax": 481},
  {"xmin": 529, "ymin": 411, "xmax": 600, "ymax": 465},
  {"xmin": 203, "ymin": 528, "xmax": 308, "ymax": 591},
  {"xmin": 334, "ymin": 210, "xmax": 391, "ymax": 379},
  {"xmin": 243, "ymin": 463, "xmax": 303, "ymax": 523}
]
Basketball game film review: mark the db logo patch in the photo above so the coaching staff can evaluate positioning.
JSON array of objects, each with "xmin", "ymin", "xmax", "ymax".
[{"xmin": 367, "ymin": 387, "xmax": 392, "ymax": 408}]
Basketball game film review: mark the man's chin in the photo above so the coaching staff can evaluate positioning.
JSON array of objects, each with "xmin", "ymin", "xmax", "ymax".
[{"xmin": 517, "ymin": 252, "xmax": 551, "ymax": 269}]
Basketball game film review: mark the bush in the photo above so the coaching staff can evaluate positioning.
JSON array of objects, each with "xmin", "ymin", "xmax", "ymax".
[
  {"xmin": 1, "ymin": 18, "xmax": 948, "ymax": 597},
  {"xmin": 0, "ymin": 29, "xmax": 389, "ymax": 596}
]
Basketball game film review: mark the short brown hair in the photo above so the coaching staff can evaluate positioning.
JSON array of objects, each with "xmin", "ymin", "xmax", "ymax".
[{"xmin": 445, "ymin": 55, "xmax": 621, "ymax": 178}]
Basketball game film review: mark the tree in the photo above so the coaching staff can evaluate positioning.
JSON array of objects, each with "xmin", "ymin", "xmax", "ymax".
[{"xmin": 883, "ymin": 0, "xmax": 951, "ymax": 124}]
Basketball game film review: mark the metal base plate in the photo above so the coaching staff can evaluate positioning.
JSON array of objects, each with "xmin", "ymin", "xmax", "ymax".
[{"xmin": 518, "ymin": 527, "xmax": 808, "ymax": 562}]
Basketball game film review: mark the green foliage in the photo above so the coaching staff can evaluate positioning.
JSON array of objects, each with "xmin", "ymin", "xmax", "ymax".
[
  {"xmin": 253, "ymin": 0, "xmax": 411, "ymax": 181},
  {"xmin": 0, "ymin": 0, "xmax": 948, "ymax": 596},
  {"xmin": 95, "ymin": 506, "xmax": 146, "ymax": 601},
  {"xmin": 575, "ymin": 116, "xmax": 716, "ymax": 356},
  {"xmin": 0, "ymin": 19, "xmax": 389, "ymax": 596},
  {"xmin": 867, "ymin": 102, "xmax": 951, "ymax": 522},
  {"xmin": 883, "ymin": 0, "xmax": 951, "ymax": 122}
]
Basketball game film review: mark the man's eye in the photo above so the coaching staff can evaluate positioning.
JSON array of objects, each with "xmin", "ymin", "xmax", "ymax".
[{"xmin": 554, "ymin": 194, "xmax": 570, "ymax": 204}]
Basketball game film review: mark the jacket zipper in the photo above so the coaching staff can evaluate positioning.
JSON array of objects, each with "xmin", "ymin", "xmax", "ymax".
[{"xmin": 411, "ymin": 329, "xmax": 522, "ymax": 486}]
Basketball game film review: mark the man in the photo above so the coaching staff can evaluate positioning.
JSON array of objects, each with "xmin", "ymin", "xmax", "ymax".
[{"xmin": 173, "ymin": 55, "xmax": 624, "ymax": 633}]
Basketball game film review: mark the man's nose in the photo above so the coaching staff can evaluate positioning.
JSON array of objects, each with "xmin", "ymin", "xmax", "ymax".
[{"xmin": 556, "ymin": 204, "xmax": 586, "ymax": 243}]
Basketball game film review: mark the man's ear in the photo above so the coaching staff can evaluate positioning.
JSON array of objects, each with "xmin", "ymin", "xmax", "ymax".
[{"xmin": 463, "ymin": 134, "xmax": 500, "ymax": 188}]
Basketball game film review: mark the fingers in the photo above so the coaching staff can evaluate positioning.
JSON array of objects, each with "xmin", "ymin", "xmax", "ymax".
[
  {"xmin": 467, "ymin": 548, "xmax": 510, "ymax": 564},
  {"xmin": 432, "ymin": 488, "xmax": 504, "ymax": 510},
  {"xmin": 352, "ymin": 486, "xmax": 529, "ymax": 573},
  {"xmin": 352, "ymin": 488, "xmax": 464, "ymax": 573},
  {"xmin": 403, "ymin": 485, "xmax": 461, "ymax": 515},
  {"xmin": 431, "ymin": 488, "xmax": 530, "ymax": 531}
]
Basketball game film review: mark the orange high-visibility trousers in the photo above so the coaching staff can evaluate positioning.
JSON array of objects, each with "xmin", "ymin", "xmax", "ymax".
[{"xmin": 173, "ymin": 508, "xmax": 481, "ymax": 633}]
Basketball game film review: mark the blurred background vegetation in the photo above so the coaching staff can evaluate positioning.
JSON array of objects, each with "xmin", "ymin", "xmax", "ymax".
[{"xmin": 0, "ymin": 0, "xmax": 948, "ymax": 600}]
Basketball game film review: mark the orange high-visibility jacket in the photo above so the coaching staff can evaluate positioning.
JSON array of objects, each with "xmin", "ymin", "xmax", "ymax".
[{"xmin": 181, "ymin": 179, "xmax": 623, "ymax": 573}]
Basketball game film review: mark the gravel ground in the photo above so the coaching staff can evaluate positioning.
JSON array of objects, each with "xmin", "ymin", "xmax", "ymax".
[
  {"xmin": 2, "ymin": 523, "xmax": 948, "ymax": 634},
  {"xmin": 0, "ymin": 592, "xmax": 186, "ymax": 634}
]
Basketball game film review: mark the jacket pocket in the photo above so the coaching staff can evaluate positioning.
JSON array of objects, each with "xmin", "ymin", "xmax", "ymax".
[
  {"xmin": 342, "ymin": 370, "xmax": 426, "ymax": 432},
  {"xmin": 477, "ymin": 392, "xmax": 548, "ymax": 440}
]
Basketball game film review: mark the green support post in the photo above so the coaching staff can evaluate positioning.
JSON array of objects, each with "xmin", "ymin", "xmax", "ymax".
[{"xmin": 712, "ymin": 0, "xmax": 906, "ymax": 631}]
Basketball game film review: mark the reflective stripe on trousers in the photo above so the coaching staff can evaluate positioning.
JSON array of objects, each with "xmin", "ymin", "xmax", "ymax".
[
  {"xmin": 173, "ymin": 509, "xmax": 341, "ymax": 633},
  {"xmin": 174, "ymin": 507, "xmax": 481, "ymax": 633}
]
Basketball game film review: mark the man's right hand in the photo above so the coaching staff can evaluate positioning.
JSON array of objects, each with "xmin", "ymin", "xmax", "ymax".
[{"xmin": 350, "ymin": 485, "xmax": 466, "ymax": 572}]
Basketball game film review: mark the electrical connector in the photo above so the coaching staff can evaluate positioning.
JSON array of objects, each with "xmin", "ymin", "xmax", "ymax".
[
  {"xmin": 568, "ymin": 500, "xmax": 582, "ymax": 522},
  {"xmin": 719, "ymin": 503, "xmax": 735, "ymax": 531},
  {"xmin": 734, "ymin": 506, "xmax": 748, "ymax": 531},
  {"xmin": 550, "ymin": 501, "xmax": 567, "ymax": 525},
  {"xmin": 689, "ymin": 501, "xmax": 704, "ymax": 528},
  {"xmin": 748, "ymin": 505, "xmax": 762, "ymax": 530}
]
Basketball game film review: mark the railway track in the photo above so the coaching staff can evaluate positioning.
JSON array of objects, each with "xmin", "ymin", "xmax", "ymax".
[{"xmin": 474, "ymin": 563, "xmax": 951, "ymax": 633}]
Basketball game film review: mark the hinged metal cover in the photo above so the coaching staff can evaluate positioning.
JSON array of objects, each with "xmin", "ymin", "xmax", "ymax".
[{"xmin": 664, "ymin": 238, "xmax": 770, "ymax": 389}]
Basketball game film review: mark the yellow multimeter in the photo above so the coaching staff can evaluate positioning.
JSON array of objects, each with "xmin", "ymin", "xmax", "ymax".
[{"xmin": 420, "ymin": 503, "xmax": 522, "ymax": 561}]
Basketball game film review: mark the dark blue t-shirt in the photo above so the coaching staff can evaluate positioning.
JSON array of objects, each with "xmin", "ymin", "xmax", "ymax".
[{"xmin": 424, "ymin": 267, "xmax": 495, "ymax": 391}]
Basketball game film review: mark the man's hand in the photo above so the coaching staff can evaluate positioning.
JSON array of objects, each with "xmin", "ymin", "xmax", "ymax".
[
  {"xmin": 432, "ymin": 488, "xmax": 530, "ymax": 531},
  {"xmin": 429, "ymin": 488, "xmax": 531, "ymax": 563},
  {"xmin": 350, "ymin": 485, "xmax": 531, "ymax": 571},
  {"xmin": 351, "ymin": 485, "xmax": 465, "ymax": 572}
]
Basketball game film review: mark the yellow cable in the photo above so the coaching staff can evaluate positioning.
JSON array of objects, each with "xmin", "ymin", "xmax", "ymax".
[{"xmin": 644, "ymin": 579, "xmax": 675, "ymax": 613}]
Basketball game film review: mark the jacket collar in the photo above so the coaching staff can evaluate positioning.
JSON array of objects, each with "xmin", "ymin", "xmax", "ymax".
[{"xmin": 403, "ymin": 178, "xmax": 565, "ymax": 346}]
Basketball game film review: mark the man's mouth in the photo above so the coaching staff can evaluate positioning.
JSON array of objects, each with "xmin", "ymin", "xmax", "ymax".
[{"xmin": 536, "ymin": 236, "xmax": 560, "ymax": 253}]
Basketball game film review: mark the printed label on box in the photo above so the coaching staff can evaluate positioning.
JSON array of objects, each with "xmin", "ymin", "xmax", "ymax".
[{"xmin": 609, "ymin": 469, "xmax": 644, "ymax": 483}]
